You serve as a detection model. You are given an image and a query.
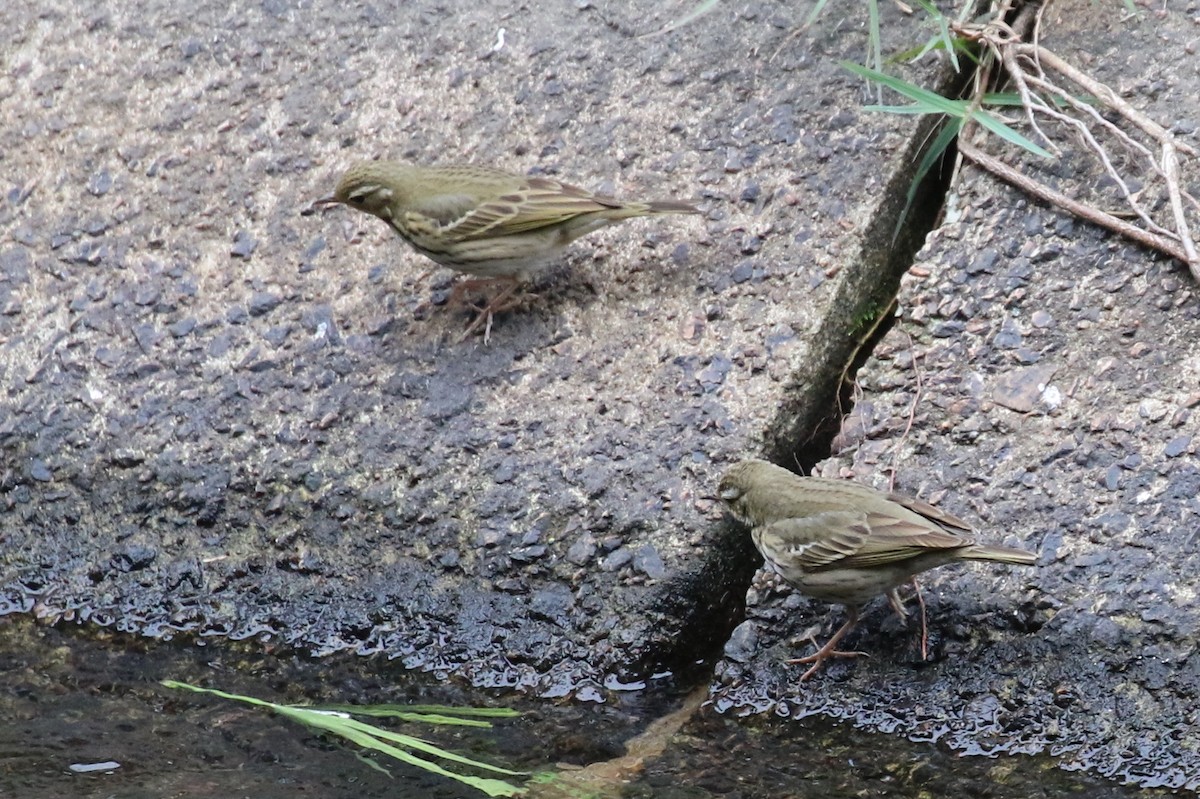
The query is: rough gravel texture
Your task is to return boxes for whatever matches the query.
[0,0,930,697]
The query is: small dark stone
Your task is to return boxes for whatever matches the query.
[600,547,632,572]
[994,319,1023,349]
[931,320,965,338]
[419,383,473,422]
[579,463,611,499]
[109,451,145,468]
[723,620,759,663]
[94,347,119,367]
[7,183,34,206]
[133,284,160,306]
[512,545,547,562]
[632,545,666,579]
[966,248,999,275]
[827,108,855,130]
[475,526,507,547]
[530,586,573,624]
[231,230,258,259]
[698,356,731,391]
[133,323,161,352]
[261,0,289,19]
[180,36,204,58]
[248,291,281,317]
[383,372,428,399]
[207,333,233,357]
[0,245,33,278]
[300,236,327,270]
[87,170,113,196]
[112,545,157,571]
[1030,242,1063,263]
[739,234,763,255]
[1164,435,1192,458]
[168,318,196,338]
[493,456,517,484]
[1095,511,1130,533]
[566,534,596,565]
[1103,464,1121,491]
[246,358,277,373]
[670,243,690,266]
[262,324,292,347]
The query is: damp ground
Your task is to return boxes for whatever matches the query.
[0,618,1177,799]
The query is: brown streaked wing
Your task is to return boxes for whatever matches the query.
[525,177,624,209]
[832,510,970,568]
[436,198,523,241]
[757,513,870,569]
[887,492,975,533]
[449,177,621,240]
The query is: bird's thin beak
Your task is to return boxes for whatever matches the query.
[301,196,341,217]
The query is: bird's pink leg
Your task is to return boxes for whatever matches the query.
[787,608,869,681]
[889,580,929,660]
[887,587,909,621]
[912,578,929,661]
[457,278,522,344]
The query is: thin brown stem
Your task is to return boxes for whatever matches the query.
[959,140,1193,272]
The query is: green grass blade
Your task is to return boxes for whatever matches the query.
[865,0,882,101]
[844,61,969,115]
[332,717,527,776]
[804,0,832,27]
[336,725,525,798]
[970,109,1053,157]
[310,705,497,727]
[163,681,527,797]
[388,704,521,719]
[843,62,1053,158]
[892,117,963,243]
[912,0,957,70]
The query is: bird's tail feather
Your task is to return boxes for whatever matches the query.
[640,199,701,215]
[959,544,1037,565]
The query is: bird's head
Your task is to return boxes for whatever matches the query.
[718,460,762,526]
[313,161,407,219]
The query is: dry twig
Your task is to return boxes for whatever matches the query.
[952,15,1199,280]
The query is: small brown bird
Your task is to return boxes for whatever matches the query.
[718,459,1037,680]
[314,161,699,341]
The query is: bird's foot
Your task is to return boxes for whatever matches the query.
[457,280,523,344]
[787,611,865,681]
[787,645,870,681]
